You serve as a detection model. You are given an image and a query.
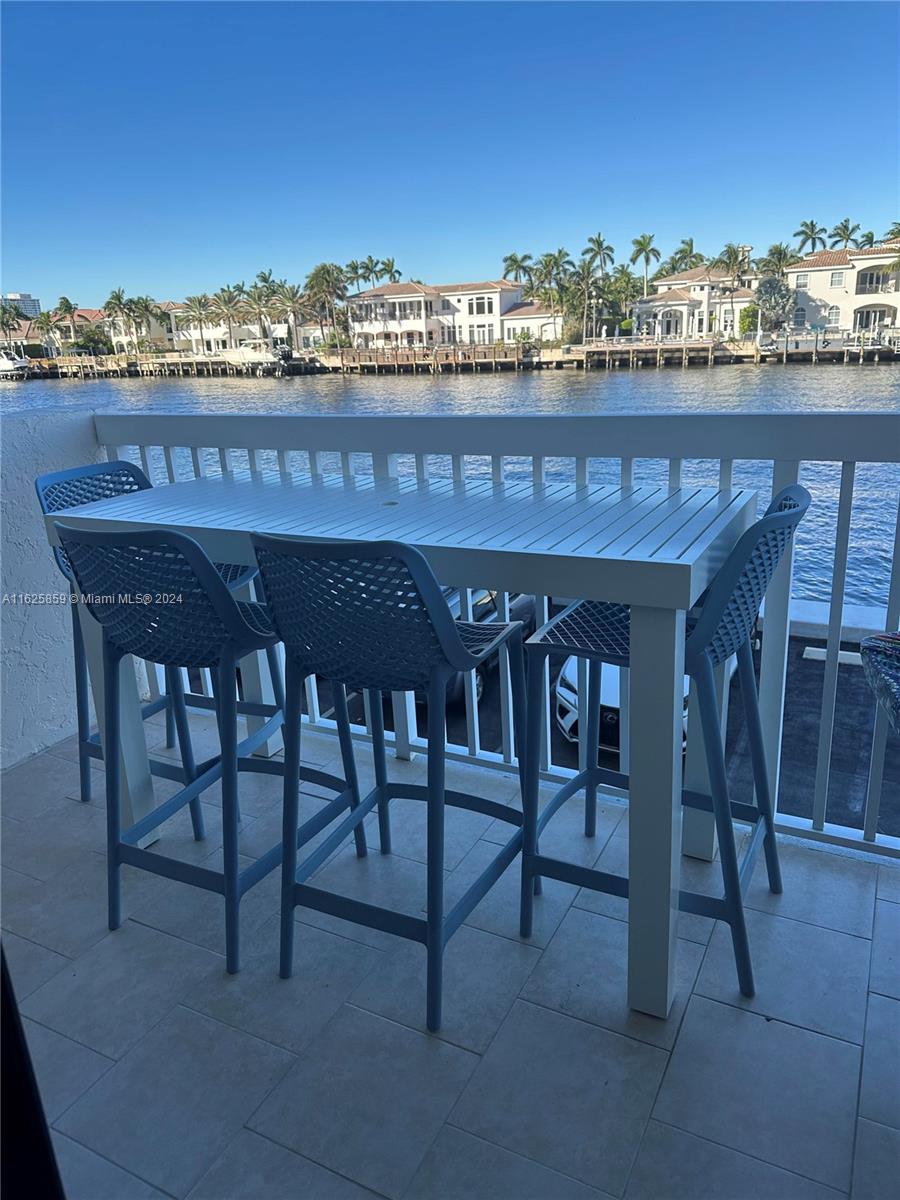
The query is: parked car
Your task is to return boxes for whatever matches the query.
[555,651,741,753]
[425,588,536,708]
[553,655,734,754]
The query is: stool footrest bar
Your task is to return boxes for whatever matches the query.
[292,883,428,944]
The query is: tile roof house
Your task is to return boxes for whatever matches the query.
[349,280,563,347]
[786,242,900,334]
[633,264,759,339]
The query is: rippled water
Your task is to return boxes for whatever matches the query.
[4,366,899,607]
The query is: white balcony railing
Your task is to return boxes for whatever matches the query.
[92,411,900,858]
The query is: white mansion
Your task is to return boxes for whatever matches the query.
[632,265,758,339]
[785,243,899,334]
[348,280,563,347]
[633,242,900,340]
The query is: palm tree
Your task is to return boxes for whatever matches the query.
[103,287,132,350]
[272,282,310,352]
[794,219,827,254]
[344,260,364,294]
[755,242,801,278]
[381,257,401,283]
[33,310,60,356]
[607,264,641,317]
[629,234,660,297]
[361,255,383,291]
[240,284,274,346]
[581,234,615,279]
[711,243,750,336]
[255,268,277,294]
[305,263,347,343]
[883,222,900,242]
[54,296,79,346]
[210,286,245,349]
[670,238,705,272]
[502,252,534,283]
[571,258,600,343]
[131,296,166,350]
[829,219,861,249]
[179,294,213,354]
[857,231,876,249]
[0,303,26,353]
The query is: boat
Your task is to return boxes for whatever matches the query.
[0,349,31,380]
[221,340,283,376]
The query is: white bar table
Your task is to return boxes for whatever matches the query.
[47,471,756,1017]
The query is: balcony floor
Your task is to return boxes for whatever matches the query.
[2,712,899,1200]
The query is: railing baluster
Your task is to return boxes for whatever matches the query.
[415,453,430,482]
[812,462,855,830]
[617,462,633,772]
[452,454,464,483]
[492,455,504,486]
[341,450,354,478]
[758,460,802,813]
[863,494,900,841]
[719,458,734,490]
[459,584,481,757]
[277,449,289,477]
[191,447,204,478]
[668,458,683,489]
[218,448,229,475]
[139,445,152,481]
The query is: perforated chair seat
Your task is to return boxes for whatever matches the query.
[235,600,275,639]
[528,600,632,664]
[861,632,900,733]
[215,561,259,590]
[457,619,520,659]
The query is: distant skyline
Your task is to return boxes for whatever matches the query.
[3,1,897,307]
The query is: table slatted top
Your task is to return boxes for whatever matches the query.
[47,472,757,609]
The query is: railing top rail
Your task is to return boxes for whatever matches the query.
[92,411,900,464]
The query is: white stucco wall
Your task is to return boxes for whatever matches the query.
[1,408,103,767]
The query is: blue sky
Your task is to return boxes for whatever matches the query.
[3,1,897,307]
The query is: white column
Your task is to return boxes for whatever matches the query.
[77,603,157,836]
[627,604,686,1017]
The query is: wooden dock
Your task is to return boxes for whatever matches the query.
[17,338,897,382]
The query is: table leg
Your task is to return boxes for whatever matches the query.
[682,658,731,861]
[627,604,686,1017]
[77,603,157,838]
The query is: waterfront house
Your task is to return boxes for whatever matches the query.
[633,265,759,339]
[349,279,565,347]
[0,308,105,356]
[786,241,900,336]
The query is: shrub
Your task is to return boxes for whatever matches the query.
[739,304,760,336]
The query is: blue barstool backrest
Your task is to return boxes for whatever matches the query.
[252,535,482,691]
[685,485,811,670]
[54,523,260,668]
[36,461,152,580]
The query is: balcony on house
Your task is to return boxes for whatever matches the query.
[2,408,898,1200]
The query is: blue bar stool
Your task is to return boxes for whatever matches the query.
[54,522,362,974]
[520,486,811,997]
[36,461,259,803]
[861,632,900,732]
[252,536,528,1032]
